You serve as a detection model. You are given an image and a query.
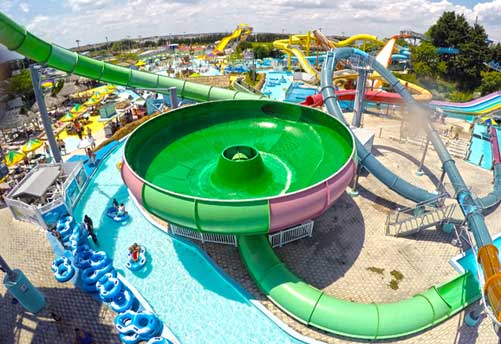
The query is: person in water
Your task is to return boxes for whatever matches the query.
[128,243,141,262]
[117,203,127,216]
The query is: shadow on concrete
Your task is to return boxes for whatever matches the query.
[1,285,119,344]
[373,144,441,187]
[273,192,365,289]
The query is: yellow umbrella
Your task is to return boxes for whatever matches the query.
[60,112,77,122]
[70,104,88,115]
[5,150,25,166]
[22,138,43,153]
[480,116,498,126]
[135,60,146,67]
[84,95,101,106]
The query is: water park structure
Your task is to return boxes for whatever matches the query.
[2,9,501,344]
[213,24,253,55]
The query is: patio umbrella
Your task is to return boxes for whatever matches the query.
[60,112,77,122]
[22,138,43,153]
[480,116,498,126]
[4,150,25,166]
[69,103,87,114]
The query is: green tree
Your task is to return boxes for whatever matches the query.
[5,69,34,100]
[478,71,501,95]
[428,11,471,48]
[236,41,252,53]
[411,42,446,78]
[254,45,270,59]
[454,24,490,90]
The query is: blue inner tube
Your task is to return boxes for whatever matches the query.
[126,247,147,271]
[81,262,113,284]
[90,251,110,269]
[51,256,75,283]
[110,289,135,313]
[115,311,163,341]
[97,273,122,301]
[106,206,129,222]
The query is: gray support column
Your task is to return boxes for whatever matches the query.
[416,138,430,176]
[29,65,62,163]
[169,87,178,109]
[352,67,370,128]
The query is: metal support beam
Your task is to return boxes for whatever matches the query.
[169,87,178,109]
[416,138,430,176]
[352,67,370,128]
[0,254,16,280]
[29,65,62,163]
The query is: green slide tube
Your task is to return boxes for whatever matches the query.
[238,235,480,340]
[0,11,266,103]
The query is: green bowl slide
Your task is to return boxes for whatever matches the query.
[239,235,480,340]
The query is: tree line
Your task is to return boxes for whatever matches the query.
[411,11,501,96]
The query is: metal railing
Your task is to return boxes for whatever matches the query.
[169,224,237,246]
[268,221,314,248]
[384,194,460,236]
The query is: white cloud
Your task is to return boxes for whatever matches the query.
[15,0,501,47]
[19,2,29,13]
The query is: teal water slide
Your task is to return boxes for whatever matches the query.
[0,12,488,340]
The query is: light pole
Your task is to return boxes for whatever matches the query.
[30,65,62,163]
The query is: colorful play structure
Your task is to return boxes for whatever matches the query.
[213,23,253,55]
[2,11,501,341]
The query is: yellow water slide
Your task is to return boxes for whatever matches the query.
[214,24,253,55]
[273,32,380,82]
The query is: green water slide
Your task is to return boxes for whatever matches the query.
[239,235,480,340]
[0,12,265,103]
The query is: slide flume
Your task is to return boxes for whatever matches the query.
[430,91,501,116]
[214,24,252,55]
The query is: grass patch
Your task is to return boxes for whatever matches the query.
[389,280,399,290]
[366,267,385,275]
[390,270,404,281]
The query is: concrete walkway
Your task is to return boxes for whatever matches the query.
[0,208,119,344]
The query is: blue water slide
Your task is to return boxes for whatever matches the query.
[321,47,493,249]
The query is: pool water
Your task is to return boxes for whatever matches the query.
[74,142,305,344]
[261,71,293,101]
[285,82,318,103]
[466,124,500,170]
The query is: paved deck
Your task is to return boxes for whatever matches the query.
[0,208,119,344]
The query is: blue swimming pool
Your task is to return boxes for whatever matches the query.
[73,142,307,344]
[466,124,500,170]
[285,82,318,103]
[261,71,293,101]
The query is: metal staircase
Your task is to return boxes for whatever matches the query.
[385,196,463,237]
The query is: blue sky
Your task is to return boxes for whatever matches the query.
[1,0,501,49]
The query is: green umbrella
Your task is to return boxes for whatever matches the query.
[22,138,43,153]
[60,112,77,122]
[5,150,25,166]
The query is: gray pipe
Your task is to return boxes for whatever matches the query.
[320,49,437,204]
[321,48,493,247]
